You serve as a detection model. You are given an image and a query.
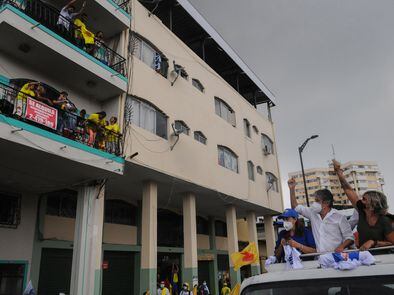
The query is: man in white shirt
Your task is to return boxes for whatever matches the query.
[57,0,86,31]
[289,178,354,253]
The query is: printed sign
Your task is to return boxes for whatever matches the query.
[25,97,58,130]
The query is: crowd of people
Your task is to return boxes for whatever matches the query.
[57,0,110,64]
[14,81,121,154]
[274,159,394,261]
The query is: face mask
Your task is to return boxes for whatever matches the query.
[160,284,164,289]
[283,221,293,231]
[311,202,322,214]
[183,286,187,290]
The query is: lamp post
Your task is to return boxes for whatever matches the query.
[298,135,319,206]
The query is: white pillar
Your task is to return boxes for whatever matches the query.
[70,184,104,295]
[246,211,261,275]
[139,181,158,294]
[225,205,241,286]
[264,215,276,258]
[183,193,198,287]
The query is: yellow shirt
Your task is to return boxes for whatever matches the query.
[106,123,120,142]
[88,113,105,126]
[221,287,231,295]
[17,83,35,101]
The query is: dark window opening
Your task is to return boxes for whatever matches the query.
[194,131,207,145]
[45,190,77,218]
[244,119,251,138]
[0,263,26,295]
[0,192,21,228]
[247,161,255,181]
[197,216,209,235]
[104,199,137,226]
[174,120,190,135]
[192,78,204,92]
[158,209,183,247]
[215,220,227,237]
[257,166,263,175]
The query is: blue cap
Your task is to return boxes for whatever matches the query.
[278,208,298,219]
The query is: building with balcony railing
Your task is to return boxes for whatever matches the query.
[0,0,283,294]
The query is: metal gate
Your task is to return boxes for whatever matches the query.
[102,251,134,295]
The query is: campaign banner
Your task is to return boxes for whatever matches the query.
[25,97,58,130]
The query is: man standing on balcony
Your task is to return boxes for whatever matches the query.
[57,0,86,32]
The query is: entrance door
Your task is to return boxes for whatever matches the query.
[157,253,181,294]
[102,251,134,295]
[38,248,73,295]
[198,260,212,289]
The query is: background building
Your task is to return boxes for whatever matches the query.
[289,161,384,206]
[0,0,283,294]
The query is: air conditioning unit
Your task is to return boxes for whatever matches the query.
[263,145,270,155]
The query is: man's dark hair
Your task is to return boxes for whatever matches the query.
[60,91,68,96]
[315,189,334,208]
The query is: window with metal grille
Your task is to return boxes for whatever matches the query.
[194,131,207,145]
[197,216,209,235]
[192,78,204,92]
[104,199,137,226]
[174,120,190,135]
[0,192,21,228]
[46,190,77,218]
[215,220,227,237]
[247,161,255,181]
[266,172,279,192]
[262,134,274,155]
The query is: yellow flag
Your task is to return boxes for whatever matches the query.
[230,283,241,295]
[230,242,259,271]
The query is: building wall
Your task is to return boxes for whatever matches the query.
[197,234,210,250]
[124,0,282,211]
[0,193,38,278]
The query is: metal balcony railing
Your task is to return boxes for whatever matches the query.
[0,82,123,156]
[1,0,127,76]
[111,0,130,13]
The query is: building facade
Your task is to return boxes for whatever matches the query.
[289,161,384,206]
[0,0,283,294]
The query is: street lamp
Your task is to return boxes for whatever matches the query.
[298,135,319,207]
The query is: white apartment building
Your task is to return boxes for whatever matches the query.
[0,0,283,294]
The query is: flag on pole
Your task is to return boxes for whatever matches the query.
[230,242,259,271]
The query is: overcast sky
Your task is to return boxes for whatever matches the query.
[188,0,394,210]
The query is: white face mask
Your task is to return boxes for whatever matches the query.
[311,202,322,214]
[283,221,293,231]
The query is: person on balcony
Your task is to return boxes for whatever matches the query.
[57,0,86,32]
[74,13,95,50]
[333,160,394,251]
[35,85,53,106]
[105,116,120,154]
[93,31,109,65]
[53,91,77,134]
[86,111,106,147]
[15,81,39,116]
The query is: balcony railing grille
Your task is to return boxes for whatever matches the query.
[1,0,127,76]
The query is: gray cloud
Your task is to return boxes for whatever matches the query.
[188,0,394,210]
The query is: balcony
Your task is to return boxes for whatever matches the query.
[0,0,127,99]
[0,81,124,174]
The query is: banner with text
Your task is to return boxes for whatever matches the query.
[25,97,58,130]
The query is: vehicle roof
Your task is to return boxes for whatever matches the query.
[241,254,394,292]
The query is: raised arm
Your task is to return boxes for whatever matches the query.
[333,160,359,208]
[288,178,298,209]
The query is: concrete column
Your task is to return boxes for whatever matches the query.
[70,184,105,295]
[246,211,261,275]
[183,193,198,287]
[208,217,219,295]
[139,181,158,294]
[264,215,276,259]
[225,205,241,286]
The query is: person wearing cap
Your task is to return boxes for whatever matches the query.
[274,208,316,262]
[289,178,354,253]
[179,282,192,295]
[157,281,170,295]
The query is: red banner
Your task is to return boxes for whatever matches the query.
[25,97,58,130]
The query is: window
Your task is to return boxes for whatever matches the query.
[266,172,279,192]
[197,216,209,235]
[174,64,188,80]
[174,120,190,135]
[194,131,207,144]
[257,166,263,175]
[247,161,255,181]
[132,35,168,77]
[262,134,274,155]
[215,220,227,237]
[125,96,168,139]
[252,125,259,134]
[214,97,236,126]
[46,190,77,218]
[192,78,204,92]
[105,199,137,226]
[0,192,21,228]
[243,119,251,138]
[0,263,26,295]
[218,146,238,173]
